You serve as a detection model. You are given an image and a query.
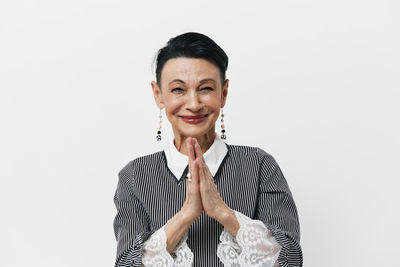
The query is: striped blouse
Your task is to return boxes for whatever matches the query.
[113,134,303,266]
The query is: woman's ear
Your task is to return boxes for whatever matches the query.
[220,79,229,108]
[151,81,165,109]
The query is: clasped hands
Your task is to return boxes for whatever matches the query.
[164,137,239,253]
[182,137,238,235]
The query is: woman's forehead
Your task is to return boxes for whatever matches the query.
[161,58,220,84]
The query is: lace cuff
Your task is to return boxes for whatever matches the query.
[217,211,281,267]
[142,225,193,267]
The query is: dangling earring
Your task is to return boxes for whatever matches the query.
[156,109,162,141]
[220,108,226,140]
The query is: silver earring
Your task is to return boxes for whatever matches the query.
[156,109,162,141]
[220,109,226,140]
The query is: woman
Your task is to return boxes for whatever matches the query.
[113,32,303,267]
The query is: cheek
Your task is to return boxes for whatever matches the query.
[203,95,221,110]
[202,96,221,123]
[163,95,181,111]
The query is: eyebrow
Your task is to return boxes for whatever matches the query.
[168,78,216,85]
[199,78,216,84]
[168,79,185,85]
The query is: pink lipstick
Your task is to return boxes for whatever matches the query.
[180,114,208,124]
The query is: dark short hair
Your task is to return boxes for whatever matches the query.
[154,32,228,86]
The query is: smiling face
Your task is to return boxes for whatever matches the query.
[151,57,228,141]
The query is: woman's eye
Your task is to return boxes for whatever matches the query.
[171,88,184,93]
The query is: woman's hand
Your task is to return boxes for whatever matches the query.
[190,137,239,235]
[190,138,228,220]
[180,137,239,236]
[181,137,204,222]
[165,137,205,253]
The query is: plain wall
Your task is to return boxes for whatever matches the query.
[1,0,399,266]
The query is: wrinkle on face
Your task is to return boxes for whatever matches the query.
[161,58,222,90]
[153,57,228,156]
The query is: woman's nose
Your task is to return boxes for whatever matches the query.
[186,90,202,112]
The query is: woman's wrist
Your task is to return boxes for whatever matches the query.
[165,209,194,253]
[179,206,198,226]
[181,202,203,223]
[215,205,240,236]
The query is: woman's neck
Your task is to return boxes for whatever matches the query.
[173,129,216,156]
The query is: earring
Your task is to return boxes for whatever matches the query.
[156,109,162,141]
[220,109,226,140]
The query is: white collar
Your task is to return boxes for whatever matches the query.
[162,133,228,181]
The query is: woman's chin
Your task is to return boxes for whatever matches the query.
[175,126,213,138]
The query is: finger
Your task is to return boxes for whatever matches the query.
[186,164,197,196]
[187,137,194,161]
[192,138,197,159]
[197,158,205,183]
[194,142,213,184]
[197,159,211,190]
[192,159,199,184]
[185,178,189,199]
[194,140,205,164]
[186,138,194,179]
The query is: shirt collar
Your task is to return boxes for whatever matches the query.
[162,133,228,181]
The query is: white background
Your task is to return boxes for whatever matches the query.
[1,1,399,266]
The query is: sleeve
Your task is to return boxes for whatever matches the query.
[255,148,303,267]
[113,161,154,267]
[217,210,281,266]
[142,225,194,267]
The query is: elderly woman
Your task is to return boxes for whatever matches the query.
[113,32,303,267]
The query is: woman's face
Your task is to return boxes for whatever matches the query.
[152,57,228,140]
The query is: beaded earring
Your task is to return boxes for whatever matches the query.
[220,108,226,140]
[156,109,162,141]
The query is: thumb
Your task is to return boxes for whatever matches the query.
[185,177,189,199]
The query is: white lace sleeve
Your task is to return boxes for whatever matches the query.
[217,211,281,267]
[142,225,193,267]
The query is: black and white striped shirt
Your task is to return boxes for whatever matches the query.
[113,137,303,266]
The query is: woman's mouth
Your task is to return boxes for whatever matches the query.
[180,114,208,124]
